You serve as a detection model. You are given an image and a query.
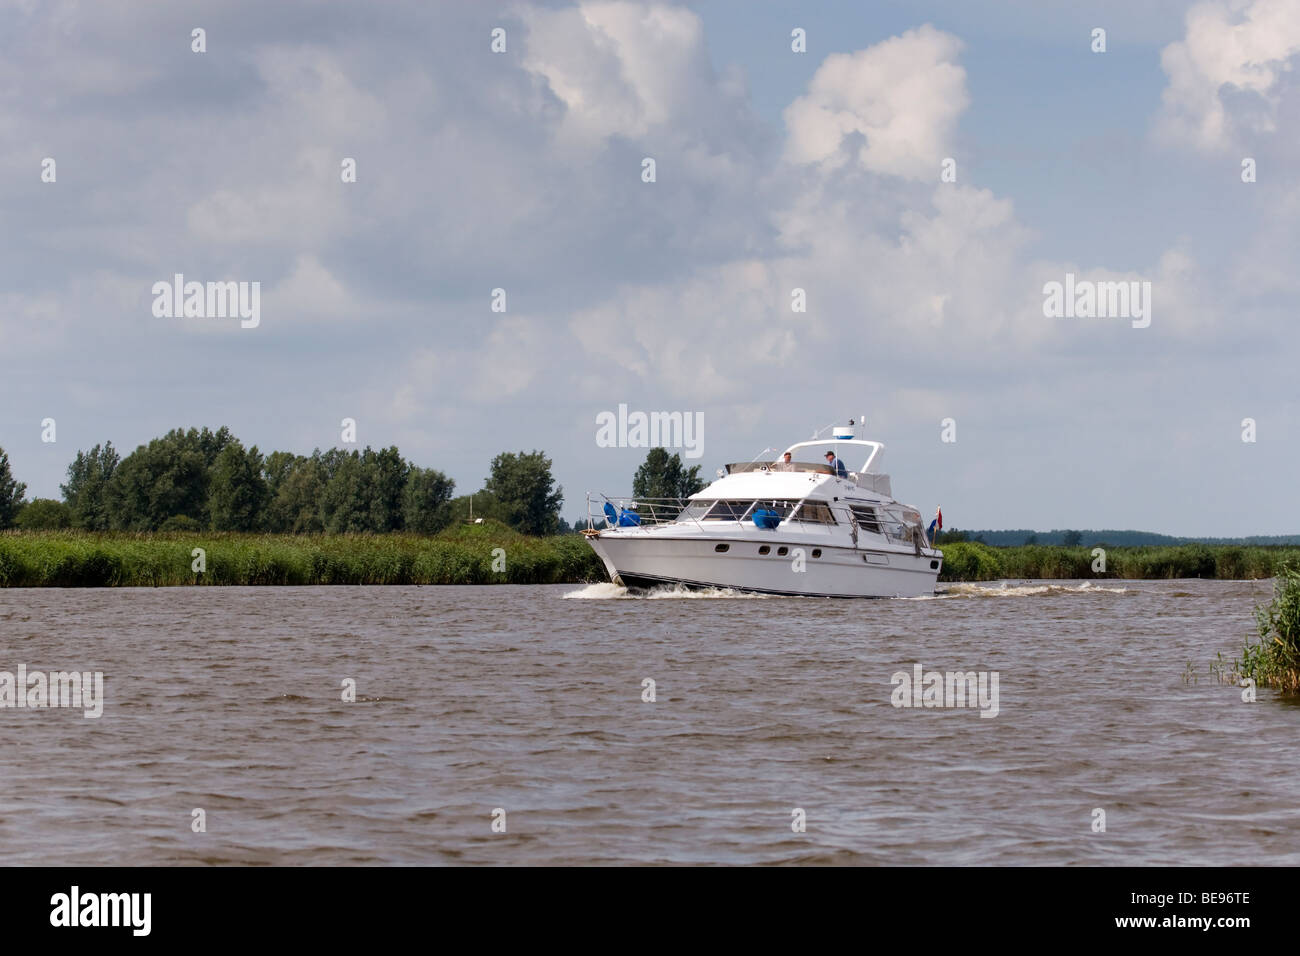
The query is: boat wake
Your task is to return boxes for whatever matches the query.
[562,582,773,600]
[566,581,1129,600]
[922,580,1133,599]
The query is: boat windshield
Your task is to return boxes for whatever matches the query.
[725,461,834,475]
[677,499,713,521]
[676,498,837,524]
[702,500,756,520]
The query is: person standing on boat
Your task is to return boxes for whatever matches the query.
[824,450,848,478]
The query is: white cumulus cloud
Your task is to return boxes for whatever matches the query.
[1156,0,1300,150]
[782,24,968,179]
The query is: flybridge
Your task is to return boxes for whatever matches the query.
[779,438,884,475]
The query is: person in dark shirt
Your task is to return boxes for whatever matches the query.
[824,450,849,478]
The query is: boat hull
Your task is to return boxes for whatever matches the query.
[586,533,941,598]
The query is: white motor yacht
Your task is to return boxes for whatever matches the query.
[583,424,942,597]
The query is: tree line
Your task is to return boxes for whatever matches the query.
[0,437,708,534]
[0,430,565,535]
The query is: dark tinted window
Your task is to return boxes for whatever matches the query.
[703,500,756,520]
[793,501,835,524]
[678,499,713,520]
[848,503,881,533]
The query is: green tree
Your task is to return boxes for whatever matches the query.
[14,498,73,530]
[105,428,231,530]
[364,446,409,533]
[0,447,28,529]
[317,447,350,481]
[632,447,705,500]
[447,491,511,526]
[404,467,455,534]
[318,450,369,533]
[264,452,326,533]
[1062,530,1083,547]
[484,450,563,535]
[315,447,408,533]
[61,442,120,530]
[208,441,269,531]
[262,450,299,502]
[309,447,354,531]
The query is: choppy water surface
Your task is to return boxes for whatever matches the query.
[2,579,1297,865]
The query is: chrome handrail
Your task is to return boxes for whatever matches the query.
[586,492,935,551]
[586,494,696,531]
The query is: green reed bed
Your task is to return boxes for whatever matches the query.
[0,523,605,587]
[1238,564,1300,693]
[937,542,1300,582]
[4,532,1296,588]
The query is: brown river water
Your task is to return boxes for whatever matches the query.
[1,579,1297,865]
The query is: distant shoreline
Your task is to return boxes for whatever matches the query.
[941,530,1300,547]
[936,541,1297,582]
[1,531,1295,587]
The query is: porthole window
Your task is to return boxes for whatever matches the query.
[777,546,789,556]
[930,560,940,569]
[715,543,730,553]
[811,549,822,558]
[758,545,771,555]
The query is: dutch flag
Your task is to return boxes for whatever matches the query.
[927,506,942,539]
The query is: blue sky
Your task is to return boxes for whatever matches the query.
[1,0,1297,535]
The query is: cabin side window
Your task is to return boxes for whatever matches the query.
[792,500,836,524]
[848,503,881,533]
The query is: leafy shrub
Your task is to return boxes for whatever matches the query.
[15,499,73,530]
[1239,564,1300,694]
[938,542,1005,582]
